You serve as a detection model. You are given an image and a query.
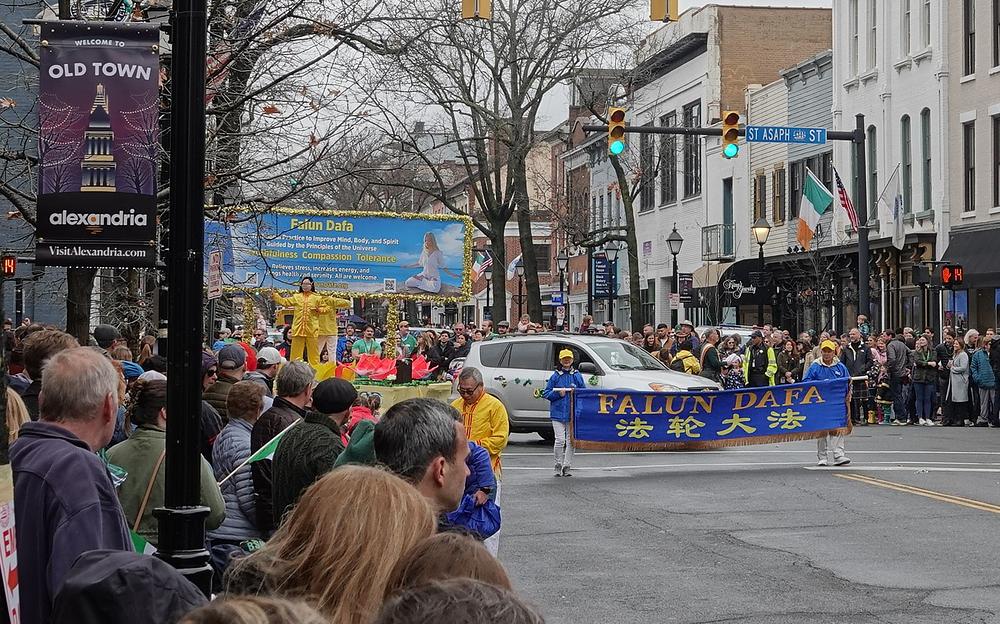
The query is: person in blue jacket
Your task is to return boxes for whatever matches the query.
[542,349,586,477]
[803,340,852,467]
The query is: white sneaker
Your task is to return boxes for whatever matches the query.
[834,456,852,466]
[923,419,934,427]
[817,458,829,466]
[919,419,929,426]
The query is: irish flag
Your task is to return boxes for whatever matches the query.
[797,168,833,251]
[217,419,301,486]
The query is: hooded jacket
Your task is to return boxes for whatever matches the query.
[542,367,586,422]
[971,348,996,389]
[11,422,133,624]
[50,550,207,624]
[672,350,702,375]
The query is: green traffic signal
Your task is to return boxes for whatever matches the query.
[610,140,626,155]
[723,143,739,159]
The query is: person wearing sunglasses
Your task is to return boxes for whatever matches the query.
[199,352,224,462]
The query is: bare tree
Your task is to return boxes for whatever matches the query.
[358,0,643,322]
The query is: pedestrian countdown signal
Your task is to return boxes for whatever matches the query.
[941,264,964,288]
[1,255,14,278]
[607,107,627,156]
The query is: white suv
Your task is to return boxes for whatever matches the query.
[453,333,720,441]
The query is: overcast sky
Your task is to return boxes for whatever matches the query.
[686,0,830,6]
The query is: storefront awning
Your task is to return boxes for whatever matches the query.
[716,258,773,306]
[692,262,732,289]
[942,229,1000,289]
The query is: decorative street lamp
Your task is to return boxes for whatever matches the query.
[483,266,492,323]
[604,240,621,325]
[556,249,569,330]
[752,216,772,323]
[666,224,684,327]
[515,259,525,319]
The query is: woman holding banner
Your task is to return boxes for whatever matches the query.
[271,277,330,367]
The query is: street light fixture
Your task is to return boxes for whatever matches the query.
[556,249,569,330]
[515,259,525,318]
[603,241,621,324]
[666,224,683,327]
[483,267,492,323]
[751,217,772,324]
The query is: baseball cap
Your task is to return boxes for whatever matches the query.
[820,340,838,351]
[751,330,764,339]
[92,324,122,348]
[218,344,247,370]
[256,346,285,367]
[558,349,574,361]
[498,320,510,327]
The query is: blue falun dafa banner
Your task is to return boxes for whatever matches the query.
[571,379,850,451]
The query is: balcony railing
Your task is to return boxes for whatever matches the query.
[702,223,735,261]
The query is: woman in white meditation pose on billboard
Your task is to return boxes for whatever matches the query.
[404,232,460,294]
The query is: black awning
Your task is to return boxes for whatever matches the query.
[717,258,773,306]
[942,229,1000,289]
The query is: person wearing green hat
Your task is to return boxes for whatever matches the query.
[541,349,586,477]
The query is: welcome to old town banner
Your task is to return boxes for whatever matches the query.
[35,21,159,267]
[571,379,849,451]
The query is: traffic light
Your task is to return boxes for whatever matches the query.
[721,110,740,159]
[650,0,678,21]
[941,264,964,289]
[461,0,491,19]
[607,107,627,156]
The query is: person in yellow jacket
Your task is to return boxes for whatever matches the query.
[742,329,778,387]
[451,365,509,556]
[271,276,329,366]
[669,339,702,375]
[317,295,352,363]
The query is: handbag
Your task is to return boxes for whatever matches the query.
[445,494,502,539]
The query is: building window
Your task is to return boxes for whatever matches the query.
[639,132,655,212]
[901,115,912,213]
[994,0,1000,67]
[868,0,878,69]
[590,195,596,230]
[994,115,1000,208]
[682,101,701,198]
[964,121,976,213]
[964,0,976,75]
[901,0,911,55]
[867,125,878,215]
[534,244,551,273]
[921,108,932,212]
[722,177,734,256]
[607,191,614,225]
[821,152,834,190]
[790,161,804,218]
[849,0,860,74]
[659,112,677,205]
[922,0,931,47]
[753,172,767,221]
[640,280,655,326]
[772,167,786,223]
[598,193,605,228]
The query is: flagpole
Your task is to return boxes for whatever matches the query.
[217,419,302,487]
[873,163,901,213]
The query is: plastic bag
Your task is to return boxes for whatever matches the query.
[445,494,502,539]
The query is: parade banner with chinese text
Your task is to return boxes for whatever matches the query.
[571,379,849,451]
[36,21,159,267]
[204,209,473,303]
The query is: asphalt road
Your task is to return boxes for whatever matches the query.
[498,426,1000,624]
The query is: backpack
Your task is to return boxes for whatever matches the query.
[669,358,686,373]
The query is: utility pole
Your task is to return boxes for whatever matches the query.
[854,114,871,327]
[155,0,212,596]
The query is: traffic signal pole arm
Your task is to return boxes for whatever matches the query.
[582,124,860,142]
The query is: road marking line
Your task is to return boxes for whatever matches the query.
[807,466,1000,473]
[835,473,1000,514]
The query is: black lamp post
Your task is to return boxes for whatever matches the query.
[556,249,569,330]
[752,216,772,324]
[666,224,684,327]
[515,259,525,319]
[604,241,620,325]
[483,267,492,322]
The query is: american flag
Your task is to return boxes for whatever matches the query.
[833,167,859,233]
[472,252,494,280]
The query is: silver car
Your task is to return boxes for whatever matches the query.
[453,333,720,441]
